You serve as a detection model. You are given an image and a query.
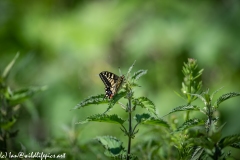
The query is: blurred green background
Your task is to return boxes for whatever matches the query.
[1,0,240,157]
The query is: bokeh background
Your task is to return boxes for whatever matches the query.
[1,0,240,158]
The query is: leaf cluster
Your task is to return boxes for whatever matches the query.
[74,62,169,159]
[0,53,46,152]
[165,59,240,160]
[74,59,240,159]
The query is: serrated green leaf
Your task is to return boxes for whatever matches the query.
[96,136,126,157]
[230,142,240,149]
[134,113,169,128]
[175,118,205,132]
[131,70,147,81]
[77,114,125,125]
[191,93,207,105]
[166,105,200,115]
[210,87,224,100]
[104,91,127,114]
[134,113,151,123]
[191,147,204,160]
[7,86,47,105]
[2,52,19,79]
[133,97,157,116]
[215,92,240,107]
[219,134,240,149]
[73,94,108,109]
[127,60,136,75]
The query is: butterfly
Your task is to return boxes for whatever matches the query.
[99,71,125,99]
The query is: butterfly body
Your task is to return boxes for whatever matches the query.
[99,71,125,99]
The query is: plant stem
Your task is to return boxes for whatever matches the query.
[185,74,192,121]
[206,104,212,134]
[127,98,132,160]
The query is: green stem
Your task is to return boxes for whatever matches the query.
[127,98,132,160]
[206,104,212,134]
[185,74,192,121]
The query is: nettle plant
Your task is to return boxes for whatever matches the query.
[165,59,240,160]
[0,53,46,152]
[74,62,169,160]
[74,59,240,160]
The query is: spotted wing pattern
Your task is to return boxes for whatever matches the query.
[99,71,124,99]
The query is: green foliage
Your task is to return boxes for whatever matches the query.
[2,1,240,158]
[130,70,148,81]
[166,59,240,160]
[73,94,108,109]
[175,118,205,133]
[96,136,126,158]
[73,58,240,159]
[75,62,168,159]
[180,58,203,104]
[134,113,169,127]
[77,114,125,125]
[5,86,47,106]
[219,134,240,149]
[215,92,240,108]
[132,97,157,116]
[107,91,128,113]
[1,53,19,79]
[166,104,200,115]
[0,53,45,152]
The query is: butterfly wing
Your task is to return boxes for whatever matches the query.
[99,71,124,99]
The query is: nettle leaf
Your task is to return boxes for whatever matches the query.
[191,93,207,105]
[210,87,224,100]
[104,91,127,114]
[166,105,200,115]
[73,94,108,109]
[230,142,240,149]
[134,113,169,128]
[127,60,136,75]
[96,136,126,158]
[175,118,205,132]
[7,86,47,105]
[134,113,151,123]
[2,52,19,79]
[131,70,147,81]
[215,92,240,107]
[191,147,204,160]
[77,114,125,125]
[133,97,157,116]
[219,134,240,149]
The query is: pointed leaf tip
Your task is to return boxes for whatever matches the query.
[216,92,240,107]
[131,70,147,81]
[2,52,20,79]
[73,94,108,110]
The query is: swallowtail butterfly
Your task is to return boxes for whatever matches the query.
[99,71,125,99]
